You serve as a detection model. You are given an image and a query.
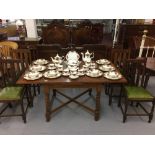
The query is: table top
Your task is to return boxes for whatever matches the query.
[16,61,127,86]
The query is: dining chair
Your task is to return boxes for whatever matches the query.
[120,58,155,123]
[0,41,18,49]
[11,48,40,96]
[0,58,32,123]
[0,41,18,59]
[107,48,131,106]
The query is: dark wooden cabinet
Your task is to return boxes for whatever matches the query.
[7,37,41,49]
[41,20,104,47]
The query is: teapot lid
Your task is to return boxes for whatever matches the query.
[85,50,90,55]
[55,54,60,60]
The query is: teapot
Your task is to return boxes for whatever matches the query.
[51,54,64,64]
[81,50,94,63]
[66,50,80,64]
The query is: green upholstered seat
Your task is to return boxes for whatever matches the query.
[0,86,23,100]
[125,86,154,100]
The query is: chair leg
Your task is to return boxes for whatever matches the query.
[26,86,33,107]
[8,103,13,108]
[88,88,92,96]
[20,101,26,123]
[123,98,128,123]
[130,101,133,106]
[105,84,110,95]
[53,89,56,97]
[118,84,123,107]
[148,100,155,123]
[136,102,139,107]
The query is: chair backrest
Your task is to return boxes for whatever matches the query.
[0,58,26,87]
[124,58,149,88]
[0,41,18,58]
[0,41,18,49]
[11,49,32,66]
[110,48,131,69]
[139,30,155,57]
[0,45,13,58]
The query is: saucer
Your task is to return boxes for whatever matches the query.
[104,72,122,80]
[43,71,61,79]
[30,65,46,72]
[34,59,48,65]
[62,72,70,76]
[69,74,79,79]
[47,66,57,70]
[96,59,110,65]
[99,65,115,72]
[86,70,103,78]
[78,71,85,76]
[24,72,42,80]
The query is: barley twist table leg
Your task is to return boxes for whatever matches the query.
[95,85,101,121]
[44,85,51,122]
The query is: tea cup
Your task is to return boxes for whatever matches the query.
[108,71,118,78]
[28,71,39,78]
[92,69,99,76]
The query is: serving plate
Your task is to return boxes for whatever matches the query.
[24,72,42,80]
[43,71,61,79]
[96,59,110,65]
[99,65,115,72]
[33,59,48,65]
[86,70,103,78]
[104,72,122,80]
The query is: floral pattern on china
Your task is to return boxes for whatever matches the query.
[66,50,80,65]
[86,69,103,78]
[24,71,42,80]
[51,54,64,64]
[96,59,110,65]
[34,59,48,65]
[104,71,122,80]
[30,65,46,72]
[81,50,94,63]
[99,65,115,72]
[43,70,61,78]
